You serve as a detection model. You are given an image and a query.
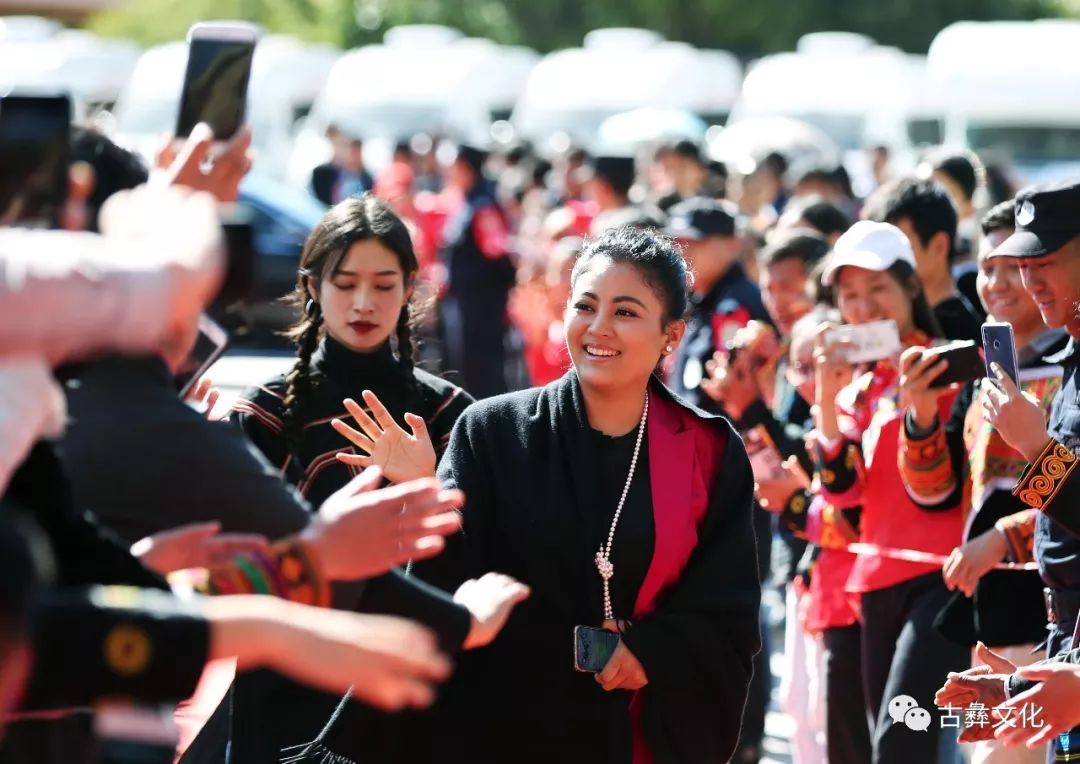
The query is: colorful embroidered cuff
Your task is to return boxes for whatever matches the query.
[898,415,955,505]
[198,540,331,608]
[815,439,863,505]
[994,509,1038,564]
[269,539,330,608]
[1013,439,1078,512]
[819,505,859,551]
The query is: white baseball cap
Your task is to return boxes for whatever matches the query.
[820,220,917,287]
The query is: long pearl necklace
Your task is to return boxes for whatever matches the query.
[594,390,649,624]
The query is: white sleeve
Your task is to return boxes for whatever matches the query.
[0,358,66,493]
[0,230,173,365]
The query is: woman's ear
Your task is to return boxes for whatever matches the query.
[305,275,319,304]
[664,319,687,352]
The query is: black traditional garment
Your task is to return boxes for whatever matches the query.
[417,370,761,764]
[184,336,475,764]
[232,335,473,509]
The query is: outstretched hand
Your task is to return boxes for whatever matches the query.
[454,573,531,649]
[333,391,437,483]
[301,467,461,581]
[132,521,268,575]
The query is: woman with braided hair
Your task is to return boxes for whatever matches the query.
[233,193,474,508]
[214,195,527,763]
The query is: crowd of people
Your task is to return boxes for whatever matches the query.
[4,97,1080,764]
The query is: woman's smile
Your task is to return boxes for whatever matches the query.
[584,343,621,360]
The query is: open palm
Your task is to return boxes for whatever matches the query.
[332,390,436,484]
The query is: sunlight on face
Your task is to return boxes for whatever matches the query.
[313,239,410,353]
[835,266,915,336]
[564,257,675,391]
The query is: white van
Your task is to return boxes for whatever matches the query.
[927,20,1080,183]
[511,28,741,154]
[729,32,943,190]
[0,22,138,116]
[285,26,537,189]
[111,35,339,179]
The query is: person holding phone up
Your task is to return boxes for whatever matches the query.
[898,201,1067,763]
[420,226,760,764]
[960,179,1080,761]
[812,221,969,763]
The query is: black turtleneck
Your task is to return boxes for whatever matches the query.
[233,335,474,509]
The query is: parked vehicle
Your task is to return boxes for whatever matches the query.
[512,29,740,154]
[729,32,943,192]
[927,20,1080,183]
[286,26,537,189]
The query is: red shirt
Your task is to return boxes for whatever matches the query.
[819,358,965,593]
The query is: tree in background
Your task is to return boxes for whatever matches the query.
[91,0,1067,55]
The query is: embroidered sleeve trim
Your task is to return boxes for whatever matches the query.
[1013,439,1077,511]
[898,420,956,505]
[200,540,330,608]
[995,508,1038,564]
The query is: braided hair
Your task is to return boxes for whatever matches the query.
[281,194,421,452]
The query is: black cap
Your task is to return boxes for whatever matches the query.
[662,197,738,240]
[994,178,1080,258]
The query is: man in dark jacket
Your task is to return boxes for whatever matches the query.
[437,142,517,398]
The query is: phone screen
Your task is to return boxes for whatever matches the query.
[175,316,229,397]
[175,36,255,140]
[982,322,1019,387]
[826,319,902,364]
[574,627,620,673]
[0,95,70,228]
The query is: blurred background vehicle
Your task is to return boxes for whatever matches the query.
[511,28,741,155]
[286,25,538,186]
[926,19,1080,185]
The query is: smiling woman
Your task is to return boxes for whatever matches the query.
[415,226,762,764]
[210,194,493,764]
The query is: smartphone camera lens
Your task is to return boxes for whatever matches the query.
[993,340,1001,350]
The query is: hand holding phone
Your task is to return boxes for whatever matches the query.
[573,626,620,673]
[176,315,229,398]
[156,124,252,204]
[922,340,984,388]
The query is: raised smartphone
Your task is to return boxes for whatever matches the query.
[982,322,1020,387]
[175,21,258,142]
[0,94,71,228]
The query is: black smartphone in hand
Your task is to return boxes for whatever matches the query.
[573,626,620,673]
[175,315,229,397]
[924,340,985,388]
[0,94,70,229]
[175,21,258,143]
